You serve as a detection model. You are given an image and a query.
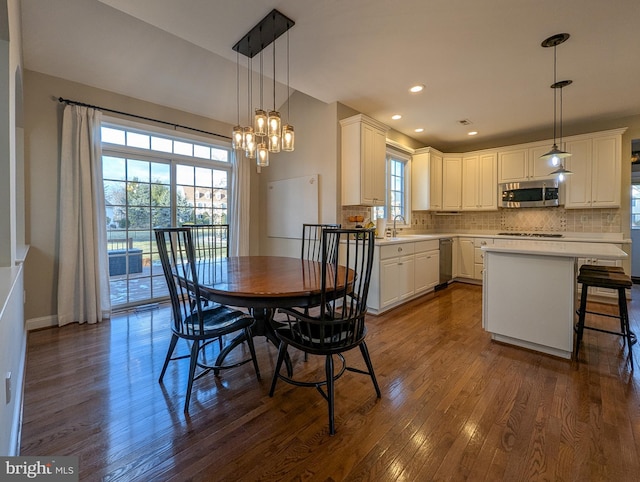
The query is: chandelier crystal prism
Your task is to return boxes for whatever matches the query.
[232,9,295,166]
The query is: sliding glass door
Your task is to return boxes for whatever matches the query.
[101,123,231,309]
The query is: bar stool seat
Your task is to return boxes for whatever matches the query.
[575,265,635,369]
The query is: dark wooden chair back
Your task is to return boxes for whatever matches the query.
[301,223,341,263]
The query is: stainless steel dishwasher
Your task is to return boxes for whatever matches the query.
[437,238,453,290]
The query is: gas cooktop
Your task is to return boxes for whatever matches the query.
[497,232,564,238]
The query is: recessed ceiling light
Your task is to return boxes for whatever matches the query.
[409,84,425,93]
[468,131,478,136]
[414,128,424,133]
[391,114,402,120]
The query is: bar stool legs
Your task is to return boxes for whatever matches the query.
[574,267,635,370]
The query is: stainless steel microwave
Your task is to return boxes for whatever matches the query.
[500,180,559,208]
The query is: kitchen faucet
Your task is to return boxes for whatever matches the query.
[392,214,406,237]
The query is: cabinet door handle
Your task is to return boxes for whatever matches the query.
[398,247,403,252]
[481,241,486,246]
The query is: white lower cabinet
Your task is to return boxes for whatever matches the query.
[380,254,414,307]
[458,238,475,279]
[415,240,440,294]
[368,239,439,314]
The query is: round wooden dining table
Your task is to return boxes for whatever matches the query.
[196,255,352,374]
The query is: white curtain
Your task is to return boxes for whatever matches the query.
[230,150,251,256]
[57,105,111,326]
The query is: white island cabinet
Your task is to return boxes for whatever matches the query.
[482,242,627,359]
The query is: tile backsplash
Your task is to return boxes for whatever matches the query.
[341,207,623,234]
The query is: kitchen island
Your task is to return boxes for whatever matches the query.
[481,241,627,359]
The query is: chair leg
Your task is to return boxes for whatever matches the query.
[159,334,179,383]
[269,341,288,397]
[244,327,261,380]
[359,342,381,398]
[618,288,634,370]
[575,283,589,360]
[184,340,201,412]
[325,354,335,435]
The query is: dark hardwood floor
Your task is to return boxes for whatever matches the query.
[20,283,640,481]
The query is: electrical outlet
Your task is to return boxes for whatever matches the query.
[581,215,588,223]
[5,372,11,404]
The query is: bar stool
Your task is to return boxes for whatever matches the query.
[575,265,635,369]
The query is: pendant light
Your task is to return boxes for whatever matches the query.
[254,52,267,137]
[282,30,295,152]
[548,80,573,181]
[268,39,281,153]
[232,9,295,166]
[540,33,572,179]
[232,52,244,150]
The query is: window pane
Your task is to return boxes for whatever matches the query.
[176,164,193,185]
[103,156,126,180]
[152,207,171,228]
[127,132,150,149]
[151,136,173,153]
[150,184,170,207]
[127,159,150,183]
[195,167,212,187]
[212,170,227,188]
[212,148,228,162]
[104,180,126,205]
[194,144,211,159]
[174,141,193,156]
[127,182,150,206]
[127,207,151,229]
[102,127,126,145]
[150,163,170,184]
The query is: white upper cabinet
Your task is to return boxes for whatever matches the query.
[442,156,462,211]
[498,146,556,183]
[462,152,497,211]
[340,114,389,206]
[564,130,624,209]
[411,147,443,211]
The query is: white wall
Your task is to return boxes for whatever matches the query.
[257,91,342,256]
[0,0,27,456]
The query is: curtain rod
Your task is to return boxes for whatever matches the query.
[57,97,231,141]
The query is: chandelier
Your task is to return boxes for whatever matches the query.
[540,33,573,181]
[232,9,295,167]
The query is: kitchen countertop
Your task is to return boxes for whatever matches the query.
[482,241,627,260]
[374,231,630,246]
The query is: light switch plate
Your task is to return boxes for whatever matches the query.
[5,372,11,404]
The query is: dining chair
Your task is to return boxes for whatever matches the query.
[301,223,341,263]
[155,227,260,411]
[188,224,229,319]
[270,227,380,434]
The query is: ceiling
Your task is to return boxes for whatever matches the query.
[20,0,640,152]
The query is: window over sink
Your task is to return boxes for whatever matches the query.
[372,147,411,226]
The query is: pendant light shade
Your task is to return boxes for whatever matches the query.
[254,109,267,136]
[549,163,572,182]
[540,144,571,166]
[232,125,244,150]
[267,110,281,137]
[282,124,295,151]
[269,132,281,153]
[257,142,269,166]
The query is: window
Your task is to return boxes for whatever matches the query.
[372,148,411,225]
[632,184,640,229]
[102,121,232,309]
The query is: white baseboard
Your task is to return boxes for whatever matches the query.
[26,315,57,331]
